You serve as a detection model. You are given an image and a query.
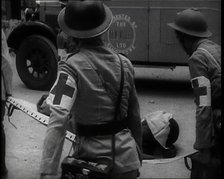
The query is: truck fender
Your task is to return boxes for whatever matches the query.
[7,21,57,51]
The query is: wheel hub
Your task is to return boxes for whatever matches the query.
[27,49,49,78]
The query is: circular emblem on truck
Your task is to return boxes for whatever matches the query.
[107,14,137,54]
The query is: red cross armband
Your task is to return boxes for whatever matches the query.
[46,72,77,111]
[191,76,211,107]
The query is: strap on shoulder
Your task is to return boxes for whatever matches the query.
[198,47,221,72]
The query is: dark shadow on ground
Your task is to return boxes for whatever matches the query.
[135,77,193,97]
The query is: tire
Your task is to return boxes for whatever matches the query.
[16,35,58,90]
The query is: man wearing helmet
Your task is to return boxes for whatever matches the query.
[168,8,221,178]
[39,1,142,179]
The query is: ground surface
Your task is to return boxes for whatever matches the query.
[4,54,196,178]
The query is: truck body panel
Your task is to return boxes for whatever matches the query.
[37,0,221,66]
[6,0,221,90]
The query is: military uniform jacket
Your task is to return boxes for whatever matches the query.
[40,45,142,175]
[188,39,221,150]
[1,29,13,101]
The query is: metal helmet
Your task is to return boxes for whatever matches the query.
[58,0,113,39]
[168,8,212,38]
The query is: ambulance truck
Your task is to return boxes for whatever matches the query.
[7,0,221,90]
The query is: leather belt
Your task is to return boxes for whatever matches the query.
[75,118,128,136]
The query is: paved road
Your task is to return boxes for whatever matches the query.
[4,54,196,178]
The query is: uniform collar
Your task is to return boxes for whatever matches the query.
[193,38,210,52]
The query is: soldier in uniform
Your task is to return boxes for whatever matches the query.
[1,7,13,178]
[39,1,142,179]
[168,8,221,178]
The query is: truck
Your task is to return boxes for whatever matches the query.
[7,0,221,90]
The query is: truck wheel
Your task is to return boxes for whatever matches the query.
[16,35,58,90]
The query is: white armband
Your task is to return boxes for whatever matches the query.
[191,76,211,107]
[47,72,77,111]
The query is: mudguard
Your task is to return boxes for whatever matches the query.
[7,21,57,50]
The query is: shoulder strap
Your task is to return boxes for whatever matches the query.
[84,53,124,117]
[198,47,221,72]
[111,54,124,172]
[84,52,123,103]
[114,54,124,120]
[64,51,80,61]
[84,55,110,91]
